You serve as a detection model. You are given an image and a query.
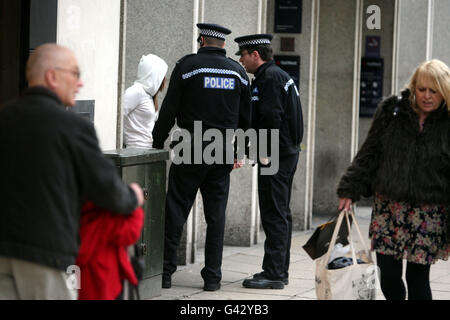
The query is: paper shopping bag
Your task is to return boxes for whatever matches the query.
[302,213,351,260]
[315,209,377,300]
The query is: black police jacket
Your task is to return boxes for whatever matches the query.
[251,60,304,157]
[152,46,251,149]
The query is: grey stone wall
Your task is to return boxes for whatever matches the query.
[432,0,450,64]
[313,0,358,216]
[357,0,395,207]
[125,0,195,91]
[396,0,428,89]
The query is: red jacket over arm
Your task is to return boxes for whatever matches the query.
[76,202,144,300]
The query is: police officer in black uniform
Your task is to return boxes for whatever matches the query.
[152,23,251,291]
[234,34,304,289]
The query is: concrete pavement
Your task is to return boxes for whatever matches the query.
[150,207,450,300]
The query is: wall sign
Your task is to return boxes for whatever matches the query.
[274,0,302,34]
[365,36,381,58]
[71,100,96,122]
[274,55,301,89]
[360,57,384,117]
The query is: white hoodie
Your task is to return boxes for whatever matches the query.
[123,54,168,148]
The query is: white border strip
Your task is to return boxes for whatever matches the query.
[426,0,434,60]
[192,0,199,54]
[391,0,400,95]
[351,0,363,160]
[304,0,320,230]
[182,68,249,86]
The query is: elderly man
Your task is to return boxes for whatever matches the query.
[0,44,144,300]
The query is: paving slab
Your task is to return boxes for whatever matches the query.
[149,206,450,301]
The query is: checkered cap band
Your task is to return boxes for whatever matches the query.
[200,29,227,39]
[238,38,271,47]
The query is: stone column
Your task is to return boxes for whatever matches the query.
[58,0,122,150]
[432,0,450,63]
[394,0,429,91]
[357,0,395,207]
[393,0,450,90]
[313,0,363,216]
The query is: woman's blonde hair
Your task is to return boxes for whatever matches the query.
[407,59,450,114]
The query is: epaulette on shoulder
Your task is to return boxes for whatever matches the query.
[228,58,247,75]
[176,53,196,64]
[227,57,242,66]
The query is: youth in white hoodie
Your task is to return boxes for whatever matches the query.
[123,54,168,148]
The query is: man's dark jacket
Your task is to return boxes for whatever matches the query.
[0,87,138,270]
[338,89,450,206]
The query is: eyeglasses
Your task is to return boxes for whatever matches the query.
[55,67,81,80]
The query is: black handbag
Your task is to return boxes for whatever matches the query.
[302,213,351,260]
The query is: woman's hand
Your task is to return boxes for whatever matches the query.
[338,197,353,211]
[233,159,244,169]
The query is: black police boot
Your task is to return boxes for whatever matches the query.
[203,282,221,291]
[243,273,285,289]
[162,274,171,289]
[253,272,289,285]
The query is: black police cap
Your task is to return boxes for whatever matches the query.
[197,23,231,41]
[234,34,273,55]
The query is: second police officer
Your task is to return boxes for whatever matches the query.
[234,34,304,289]
[152,23,251,291]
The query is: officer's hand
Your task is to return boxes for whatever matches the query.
[130,183,145,207]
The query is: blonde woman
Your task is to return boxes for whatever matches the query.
[337,59,450,300]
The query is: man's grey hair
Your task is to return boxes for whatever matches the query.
[26,43,72,84]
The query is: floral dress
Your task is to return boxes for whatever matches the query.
[369,193,450,265]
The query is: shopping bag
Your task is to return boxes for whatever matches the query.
[302,213,351,260]
[315,209,377,300]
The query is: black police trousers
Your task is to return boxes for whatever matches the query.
[258,152,299,280]
[163,162,233,284]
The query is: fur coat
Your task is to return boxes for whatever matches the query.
[337,89,450,206]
